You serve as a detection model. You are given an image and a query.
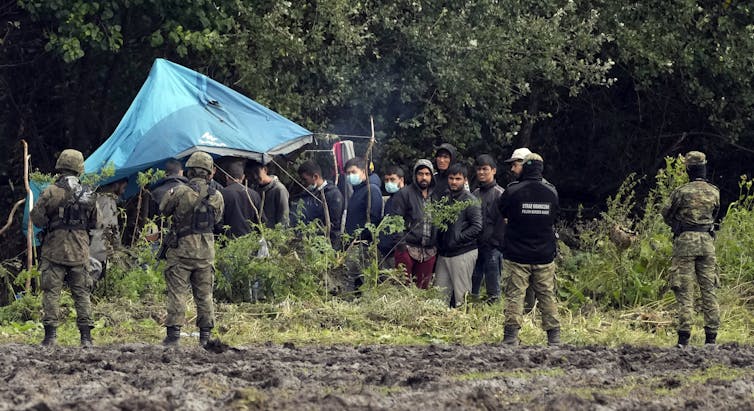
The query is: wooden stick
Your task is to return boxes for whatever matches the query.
[0,198,25,237]
[131,188,144,246]
[364,116,376,226]
[21,140,33,292]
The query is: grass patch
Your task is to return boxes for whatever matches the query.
[2,286,754,346]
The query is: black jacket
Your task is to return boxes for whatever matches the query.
[344,180,383,242]
[291,181,344,246]
[148,175,188,217]
[437,189,482,257]
[220,182,261,237]
[499,161,558,264]
[473,181,505,251]
[389,160,438,249]
[257,176,290,228]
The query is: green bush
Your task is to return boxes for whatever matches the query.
[558,156,686,308]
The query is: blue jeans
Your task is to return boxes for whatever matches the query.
[471,247,502,299]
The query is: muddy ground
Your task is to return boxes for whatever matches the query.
[2,342,754,410]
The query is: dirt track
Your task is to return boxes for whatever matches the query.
[2,342,754,410]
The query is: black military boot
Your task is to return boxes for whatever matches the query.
[547,328,561,346]
[502,325,520,346]
[199,327,212,347]
[163,326,181,347]
[41,325,57,346]
[79,325,93,348]
[677,330,691,348]
[704,327,717,345]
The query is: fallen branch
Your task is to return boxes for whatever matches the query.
[0,198,25,237]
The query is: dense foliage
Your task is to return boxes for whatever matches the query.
[2,1,754,344]
[3,2,753,219]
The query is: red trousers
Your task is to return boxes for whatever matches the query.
[394,249,436,289]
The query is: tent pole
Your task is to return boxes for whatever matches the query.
[21,140,33,292]
[364,116,376,226]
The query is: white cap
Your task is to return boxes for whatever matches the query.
[504,148,532,163]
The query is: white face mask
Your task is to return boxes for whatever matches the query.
[307,184,317,191]
[347,173,362,186]
[385,181,400,193]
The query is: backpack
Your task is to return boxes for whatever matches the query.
[176,182,217,238]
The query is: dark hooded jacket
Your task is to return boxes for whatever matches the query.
[291,181,344,247]
[473,181,505,252]
[344,178,383,242]
[437,185,483,257]
[149,174,188,217]
[434,143,458,196]
[220,182,261,237]
[257,175,290,228]
[388,159,439,250]
[498,160,559,264]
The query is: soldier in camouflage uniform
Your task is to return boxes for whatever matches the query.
[30,149,99,347]
[159,151,224,347]
[662,151,720,347]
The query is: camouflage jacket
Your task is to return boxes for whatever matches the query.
[89,192,122,262]
[30,175,99,266]
[159,177,224,261]
[662,179,719,256]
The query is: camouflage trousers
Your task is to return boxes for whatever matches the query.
[40,258,93,328]
[164,258,215,329]
[669,254,720,332]
[503,260,560,331]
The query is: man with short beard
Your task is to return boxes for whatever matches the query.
[433,143,458,196]
[435,164,482,307]
[390,160,439,289]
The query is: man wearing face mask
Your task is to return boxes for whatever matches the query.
[378,165,406,262]
[344,158,383,241]
[340,158,383,293]
[382,165,405,213]
[293,160,344,248]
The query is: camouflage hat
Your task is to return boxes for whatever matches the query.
[523,153,543,163]
[55,149,85,175]
[684,151,707,166]
[185,151,214,173]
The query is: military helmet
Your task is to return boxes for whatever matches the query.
[55,149,85,175]
[684,151,707,166]
[185,151,214,173]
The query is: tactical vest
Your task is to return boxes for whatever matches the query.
[47,179,93,232]
[176,182,217,238]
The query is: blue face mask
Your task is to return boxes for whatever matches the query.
[347,173,362,186]
[385,181,400,194]
[307,184,317,191]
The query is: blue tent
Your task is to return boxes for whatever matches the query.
[84,58,312,191]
